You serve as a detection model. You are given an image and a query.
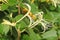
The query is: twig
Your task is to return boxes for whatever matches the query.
[17,29,21,40]
[17,0,20,14]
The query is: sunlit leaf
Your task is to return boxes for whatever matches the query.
[0,24,10,35]
[14,14,23,21]
[1,4,8,11]
[42,29,57,39]
[30,3,38,14]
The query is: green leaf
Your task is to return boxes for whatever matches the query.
[16,20,27,31]
[44,12,54,22]
[0,37,9,40]
[11,27,18,38]
[28,28,41,40]
[42,29,57,39]
[46,37,58,40]
[58,30,60,38]
[8,0,17,6]
[16,17,30,30]
[49,5,56,11]
[14,14,23,21]
[30,3,38,14]
[21,34,30,40]
[1,4,8,11]
[50,12,60,22]
[23,17,30,25]
[57,5,60,12]
[0,24,10,35]
[44,11,60,22]
[40,0,46,2]
[8,6,18,12]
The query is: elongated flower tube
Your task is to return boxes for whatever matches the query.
[16,3,31,24]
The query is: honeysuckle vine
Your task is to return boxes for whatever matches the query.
[1,3,31,26]
[1,2,52,33]
[21,11,43,33]
[21,11,51,33]
[0,0,60,40]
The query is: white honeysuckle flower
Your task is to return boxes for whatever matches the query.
[51,0,58,7]
[2,19,16,26]
[2,19,11,25]
[56,0,60,4]
[11,22,16,26]
[16,3,31,24]
[10,13,13,18]
[27,15,33,27]
[0,0,2,1]
[0,0,8,3]
[30,12,44,28]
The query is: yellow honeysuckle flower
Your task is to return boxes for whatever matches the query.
[32,15,36,20]
[46,0,49,2]
[31,0,34,3]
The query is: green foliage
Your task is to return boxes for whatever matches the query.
[0,0,60,40]
[42,29,57,40]
[30,3,38,14]
[0,24,9,35]
[8,0,18,6]
[1,4,8,11]
[28,28,41,40]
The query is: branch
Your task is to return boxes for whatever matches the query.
[17,29,21,40]
[17,0,20,14]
